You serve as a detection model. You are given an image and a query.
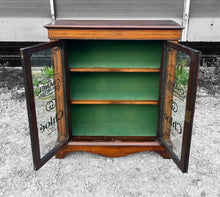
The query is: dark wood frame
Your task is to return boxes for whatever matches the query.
[21,40,69,170]
[158,41,201,173]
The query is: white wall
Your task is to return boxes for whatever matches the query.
[0,0,51,41]
[188,18,220,41]
[187,0,220,41]
[0,17,51,42]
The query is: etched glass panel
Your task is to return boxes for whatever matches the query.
[30,46,66,158]
[162,47,190,159]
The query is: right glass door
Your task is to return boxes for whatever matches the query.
[159,41,201,173]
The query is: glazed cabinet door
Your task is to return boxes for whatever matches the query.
[158,41,201,173]
[21,41,69,170]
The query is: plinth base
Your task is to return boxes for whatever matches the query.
[56,140,170,159]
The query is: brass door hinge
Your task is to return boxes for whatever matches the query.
[185,110,191,123]
[20,50,24,59]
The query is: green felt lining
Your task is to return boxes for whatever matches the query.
[71,104,158,136]
[67,40,162,68]
[69,72,159,100]
[68,40,160,137]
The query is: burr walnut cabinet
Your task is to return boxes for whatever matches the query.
[21,20,200,172]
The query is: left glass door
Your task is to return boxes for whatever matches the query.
[21,40,69,170]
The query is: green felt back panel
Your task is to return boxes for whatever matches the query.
[69,72,159,100]
[67,40,162,68]
[71,104,158,136]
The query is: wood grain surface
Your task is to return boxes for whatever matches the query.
[48,29,181,40]
[55,141,170,159]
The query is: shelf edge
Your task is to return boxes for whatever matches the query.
[70,100,159,105]
[68,68,160,72]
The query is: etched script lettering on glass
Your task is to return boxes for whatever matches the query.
[30,47,64,158]
[163,48,190,159]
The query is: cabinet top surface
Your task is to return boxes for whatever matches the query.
[45,20,184,30]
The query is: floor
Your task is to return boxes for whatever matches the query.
[0,85,220,196]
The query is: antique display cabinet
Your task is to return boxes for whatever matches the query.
[21,20,200,172]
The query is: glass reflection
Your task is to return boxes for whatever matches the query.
[163,47,190,159]
[30,47,64,158]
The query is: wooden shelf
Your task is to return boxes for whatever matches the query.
[70,100,158,105]
[68,141,160,146]
[69,68,160,72]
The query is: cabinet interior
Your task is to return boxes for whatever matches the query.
[67,40,162,137]
[69,72,160,100]
[67,40,162,68]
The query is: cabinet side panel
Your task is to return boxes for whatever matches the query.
[52,47,66,142]
[162,48,177,143]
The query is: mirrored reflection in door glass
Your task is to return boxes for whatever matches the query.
[162,47,190,159]
[30,46,66,158]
